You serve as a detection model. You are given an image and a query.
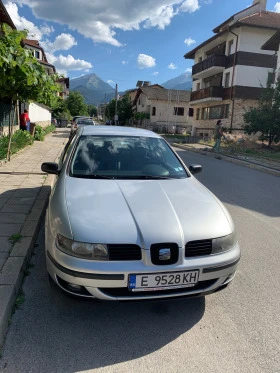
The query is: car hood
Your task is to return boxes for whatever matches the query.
[65,177,233,248]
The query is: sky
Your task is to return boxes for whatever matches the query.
[3,0,280,91]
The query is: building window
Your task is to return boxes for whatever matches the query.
[152,107,156,116]
[198,57,203,62]
[138,99,140,105]
[35,50,40,59]
[227,40,234,56]
[225,104,230,118]
[202,107,209,120]
[173,107,184,116]
[196,108,200,120]
[188,108,194,117]
[224,72,231,88]
[196,82,201,91]
[209,106,223,119]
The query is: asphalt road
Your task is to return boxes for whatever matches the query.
[1,149,280,373]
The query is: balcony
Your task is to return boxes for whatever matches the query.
[190,86,224,103]
[192,55,226,79]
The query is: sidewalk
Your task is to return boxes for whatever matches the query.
[0,128,69,347]
[173,142,280,177]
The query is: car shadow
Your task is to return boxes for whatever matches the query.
[0,224,205,373]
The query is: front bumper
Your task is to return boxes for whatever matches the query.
[46,247,240,301]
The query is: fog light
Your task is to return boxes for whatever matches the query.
[67,283,83,292]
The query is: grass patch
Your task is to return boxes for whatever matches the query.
[0,130,34,161]
[8,233,23,245]
[13,290,25,313]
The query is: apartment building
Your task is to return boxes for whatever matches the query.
[184,0,279,136]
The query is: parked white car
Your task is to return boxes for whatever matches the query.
[41,126,240,301]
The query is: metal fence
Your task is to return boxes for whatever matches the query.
[0,101,19,136]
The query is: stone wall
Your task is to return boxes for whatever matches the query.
[192,98,259,136]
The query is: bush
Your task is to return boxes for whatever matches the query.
[0,130,34,160]
[34,124,55,141]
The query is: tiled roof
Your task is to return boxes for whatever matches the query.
[139,87,190,102]
[24,39,40,48]
[185,10,280,60]
[237,11,280,29]
[0,0,16,29]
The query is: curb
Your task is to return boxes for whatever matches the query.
[174,143,280,178]
[0,171,57,348]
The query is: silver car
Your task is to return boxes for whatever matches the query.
[41,126,240,301]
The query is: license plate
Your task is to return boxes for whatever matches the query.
[128,270,199,292]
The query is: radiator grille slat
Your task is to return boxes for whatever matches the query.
[185,239,212,257]
[108,244,142,261]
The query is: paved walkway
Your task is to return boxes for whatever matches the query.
[0,128,69,347]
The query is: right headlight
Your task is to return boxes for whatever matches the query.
[56,234,109,260]
[212,232,237,254]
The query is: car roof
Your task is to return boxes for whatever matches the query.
[80,125,161,138]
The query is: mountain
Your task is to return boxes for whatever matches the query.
[70,73,115,105]
[70,72,192,106]
[161,73,192,90]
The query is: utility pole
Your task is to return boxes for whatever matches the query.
[114,84,118,125]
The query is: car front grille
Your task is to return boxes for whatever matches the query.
[185,239,212,257]
[100,279,217,297]
[108,244,142,261]
[150,243,179,265]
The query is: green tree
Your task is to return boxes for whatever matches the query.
[243,80,280,146]
[66,91,88,117]
[105,94,133,124]
[51,98,71,120]
[0,24,61,159]
[105,99,116,120]
[88,104,97,117]
[117,93,134,125]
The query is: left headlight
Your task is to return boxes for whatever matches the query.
[56,234,109,260]
[212,232,237,254]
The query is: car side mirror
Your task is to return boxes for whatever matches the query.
[41,162,59,175]
[189,164,202,174]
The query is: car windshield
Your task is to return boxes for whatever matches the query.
[77,119,93,125]
[69,135,188,179]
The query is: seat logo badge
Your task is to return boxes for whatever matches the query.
[159,248,171,261]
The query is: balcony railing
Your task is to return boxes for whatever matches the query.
[192,55,226,76]
[190,86,224,102]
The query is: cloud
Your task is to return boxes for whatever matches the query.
[275,2,280,12]
[107,80,115,84]
[185,67,192,74]
[7,0,201,46]
[180,0,200,13]
[4,2,47,39]
[184,37,196,46]
[137,54,156,69]
[143,6,175,30]
[122,60,128,65]
[46,33,77,52]
[152,72,159,76]
[168,63,177,69]
[46,53,92,71]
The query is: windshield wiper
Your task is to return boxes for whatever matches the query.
[137,175,172,179]
[72,174,114,179]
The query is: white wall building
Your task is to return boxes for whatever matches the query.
[184,0,280,136]
[133,84,193,133]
